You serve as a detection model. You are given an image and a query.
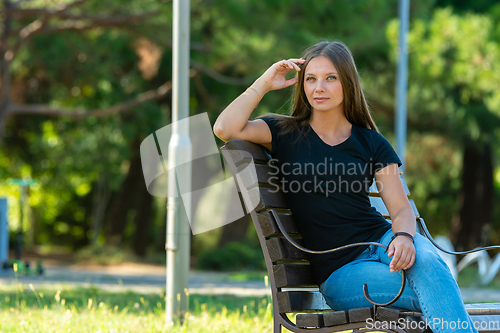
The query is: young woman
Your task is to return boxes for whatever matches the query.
[213,41,477,333]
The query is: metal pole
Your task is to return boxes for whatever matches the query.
[16,183,26,260]
[166,0,191,326]
[395,0,410,174]
[0,198,8,267]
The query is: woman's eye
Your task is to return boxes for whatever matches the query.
[327,76,337,80]
[305,77,315,81]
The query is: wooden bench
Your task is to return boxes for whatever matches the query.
[220,139,500,333]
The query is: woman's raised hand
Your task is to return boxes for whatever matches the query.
[259,58,305,92]
[214,58,304,143]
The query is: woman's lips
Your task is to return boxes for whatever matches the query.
[314,97,328,102]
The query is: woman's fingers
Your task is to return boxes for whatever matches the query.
[404,254,416,270]
[287,58,305,71]
[276,58,305,72]
[393,250,413,272]
[276,60,293,72]
[389,246,403,272]
[283,77,299,88]
[280,60,292,71]
[395,251,414,272]
[261,58,305,91]
[400,252,413,271]
[389,238,415,273]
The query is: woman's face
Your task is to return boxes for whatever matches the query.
[303,56,344,114]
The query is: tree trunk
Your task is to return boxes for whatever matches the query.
[132,177,154,257]
[451,142,494,250]
[217,191,250,248]
[0,0,13,139]
[155,202,167,252]
[216,215,251,248]
[106,142,144,243]
[91,174,111,244]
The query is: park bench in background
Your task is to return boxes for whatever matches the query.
[220,139,500,333]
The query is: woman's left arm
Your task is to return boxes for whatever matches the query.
[375,163,416,273]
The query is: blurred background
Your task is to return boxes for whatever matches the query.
[1,0,500,274]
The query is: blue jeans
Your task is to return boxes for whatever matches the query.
[319,228,478,333]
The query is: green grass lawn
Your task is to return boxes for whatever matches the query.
[0,266,497,333]
[457,266,500,289]
[0,283,275,333]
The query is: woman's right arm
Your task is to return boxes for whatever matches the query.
[213,58,305,150]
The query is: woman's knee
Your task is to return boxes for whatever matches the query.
[411,235,452,274]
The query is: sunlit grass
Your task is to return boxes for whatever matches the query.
[227,271,268,282]
[1,265,495,332]
[0,282,386,333]
[0,282,275,333]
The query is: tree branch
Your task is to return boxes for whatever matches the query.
[8,0,94,18]
[7,5,158,21]
[10,10,158,36]
[7,69,196,118]
[11,0,46,8]
[58,0,88,11]
[46,11,158,29]
[7,85,171,118]
[18,17,45,39]
[10,10,158,58]
[190,59,256,86]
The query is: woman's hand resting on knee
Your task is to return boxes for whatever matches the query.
[388,236,415,273]
[375,164,417,274]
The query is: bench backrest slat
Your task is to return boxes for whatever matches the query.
[257,211,301,238]
[223,141,271,166]
[245,187,289,212]
[273,264,316,288]
[237,163,278,190]
[277,291,332,313]
[266,238,308,263]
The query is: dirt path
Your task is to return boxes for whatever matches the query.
[0,255,270,296]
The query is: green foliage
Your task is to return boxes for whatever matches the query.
[3,0,169,249]
[196,240,266,272]
[457,265,500,289]
[4,0,500,255]
[193,0,436,129]
[382,7,500,233]
[434,0,499,14]
[387,7,500,142]
[405,133,462,234]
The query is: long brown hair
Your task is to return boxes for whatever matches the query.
[260,41,378,138]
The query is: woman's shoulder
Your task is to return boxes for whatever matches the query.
[351,124,394,155]
[258,113,303,135]
[258,113,292,124]
[353,124,387,141]
[352,123,377,139]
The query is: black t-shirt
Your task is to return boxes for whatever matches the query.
[259,116,402,285]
